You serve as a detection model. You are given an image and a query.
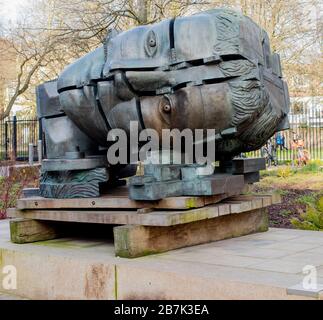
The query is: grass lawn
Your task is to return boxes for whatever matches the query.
[258,170,323,190]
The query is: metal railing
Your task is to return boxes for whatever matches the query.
[248,103,323,162]
[0,116,40,161]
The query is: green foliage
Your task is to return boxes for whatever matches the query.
[297,193,317,206]
[261,167,294,178]
[275,189,289,196]
[317,197,323,212]
[277,166,292,178]
[299,160,323,173]
[0,179,23,219]
[279,209,292,217]
[260,169,277,177]
[282,160,292,166]
[291,195,323,231]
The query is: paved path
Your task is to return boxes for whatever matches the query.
[0,292,27,300]
[0,219,323,299]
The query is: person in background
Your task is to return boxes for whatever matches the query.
[275,133,282,150]
[291,135,298,167]
[270,138,278,166]
[275,132,288,151]
[291,135,310,166]
[262,139,277,167]
[281,133,288,150]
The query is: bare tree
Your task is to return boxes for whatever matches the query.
[1,0,321,119]
[0,0,210,119]
[0,0,111,119]
[204,0,322,98]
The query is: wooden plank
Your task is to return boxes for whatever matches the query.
[9,194,279,227]
[16,193,227,211]
[223,200,253,214]
[17,195,201,210]
[235,194,280,207]
[137,206,221,226]
[255,195,272,207]
[217,203,231,216]
[113,208,269,258]
[8,208,134,225]
[10,219,60,244]
[203,193,228,206]
[8,205,219,227]
[16,192,279,211]
[229,196,264,210]
[230,194,281,207]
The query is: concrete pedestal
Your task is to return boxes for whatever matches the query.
[1,220,323,300]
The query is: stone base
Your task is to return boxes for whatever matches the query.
[1,220,322,300]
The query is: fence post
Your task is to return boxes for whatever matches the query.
[38,118,43,163]
[4,121,8,160]
[37,139,42,163]
[38,118,42,140]
[12,115,17,161]
[28,143,34,165]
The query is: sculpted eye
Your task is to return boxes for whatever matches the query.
[163,103,171,113]
[159,95,172,114]
[145,30,158,56]
[149,38,156,47]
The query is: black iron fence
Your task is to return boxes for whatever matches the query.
[0,116,40,161]
[248,103,323,162]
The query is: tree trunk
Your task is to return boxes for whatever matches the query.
[136,0,149,25]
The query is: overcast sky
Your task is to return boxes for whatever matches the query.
[0,0,27,22]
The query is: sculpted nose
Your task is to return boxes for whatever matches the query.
[123,71,176,94]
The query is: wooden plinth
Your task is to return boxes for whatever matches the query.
[114,208,269,258]
[10,219,60,244]
[16,186,229,211]
[8,193,280,258]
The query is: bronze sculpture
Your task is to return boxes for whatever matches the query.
[37,8,289,199]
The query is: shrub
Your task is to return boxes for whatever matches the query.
[0,162,39,219]
[291,195,323,231]
[299,160,323,173]
[275,189,289,196]
[277,166,292,178]
[297,193,317,206]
